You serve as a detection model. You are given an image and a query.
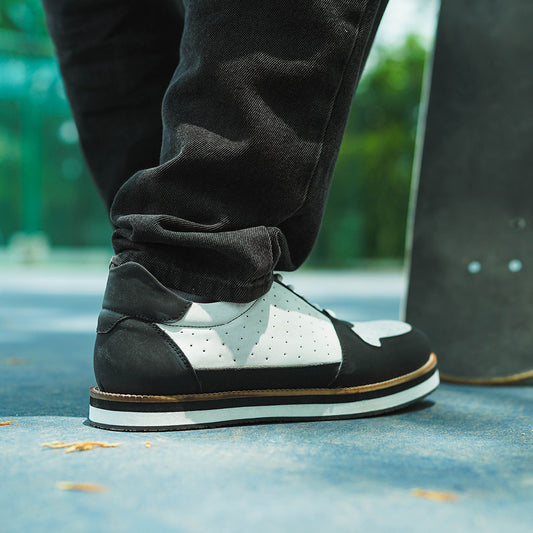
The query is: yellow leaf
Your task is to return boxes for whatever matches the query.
[411,489,459,502]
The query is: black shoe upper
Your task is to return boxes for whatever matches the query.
[94,262,433,396]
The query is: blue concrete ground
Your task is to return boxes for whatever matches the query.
[1,266,531,532]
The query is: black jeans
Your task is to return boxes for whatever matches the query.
[43,0,388,302]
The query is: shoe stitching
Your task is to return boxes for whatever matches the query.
[96,312,129,334]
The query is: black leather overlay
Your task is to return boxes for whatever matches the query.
[96,309,128,334]
[103,262,191,323]
[195,362,340,393]
[331,317,431,388]
[94,317,201,395]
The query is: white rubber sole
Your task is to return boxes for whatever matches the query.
[88,356,439,431]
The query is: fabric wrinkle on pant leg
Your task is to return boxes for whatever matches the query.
[109,0,389,302]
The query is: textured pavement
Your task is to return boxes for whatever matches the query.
[1,266,531,532]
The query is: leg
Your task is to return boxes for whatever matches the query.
[109,0,389,302]
[42,0,184,208]
[83,1,439,430]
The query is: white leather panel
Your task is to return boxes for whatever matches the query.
[173,301,254,327]
[158,282,342,369]
[351,320,412,347]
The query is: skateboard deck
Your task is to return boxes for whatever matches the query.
[405,0,533,383]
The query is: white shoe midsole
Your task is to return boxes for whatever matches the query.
[88,372,440,429]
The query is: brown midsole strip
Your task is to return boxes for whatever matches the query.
[90,353,438,403]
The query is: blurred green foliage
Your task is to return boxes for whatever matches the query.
[0,0,427,263]
[310,36,426,266]
[0,0,111,247]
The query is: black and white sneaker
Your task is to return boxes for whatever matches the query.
[89,262,439,431]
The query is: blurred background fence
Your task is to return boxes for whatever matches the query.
[0,0,437,267]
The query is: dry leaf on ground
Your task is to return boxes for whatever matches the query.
[57,481,106,493]
[42,441,122,453]
[2,357,29,366]
[411,489,459,502]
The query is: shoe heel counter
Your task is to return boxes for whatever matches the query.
[94,310,200,395]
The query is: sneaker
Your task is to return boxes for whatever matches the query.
[89,262,439,431]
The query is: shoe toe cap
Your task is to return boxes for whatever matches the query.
[331,318,432,387]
